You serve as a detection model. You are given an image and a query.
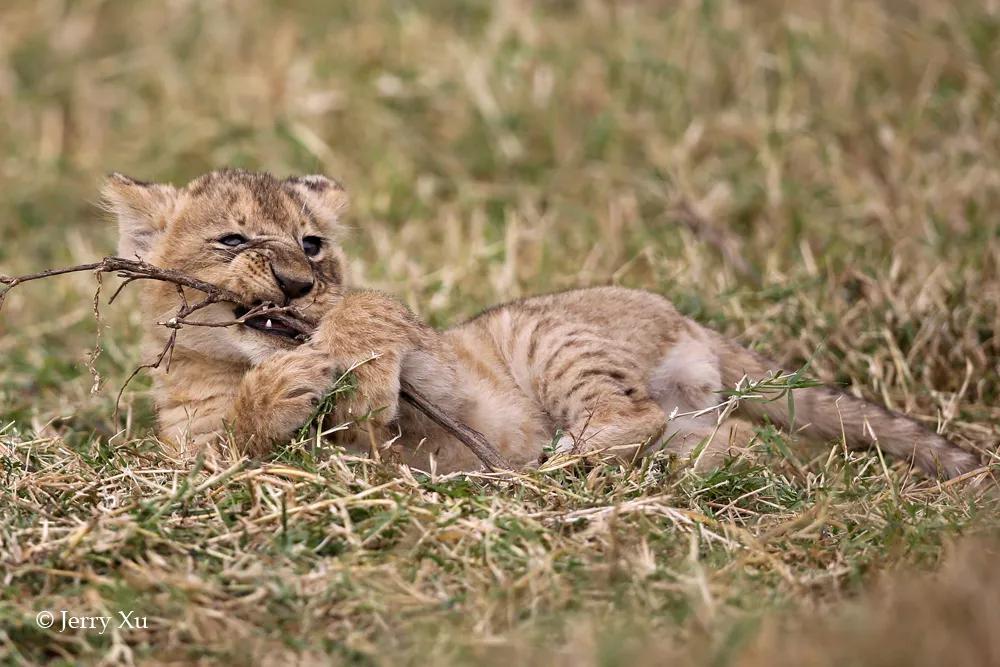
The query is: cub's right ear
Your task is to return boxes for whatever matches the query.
[101,173,178,259]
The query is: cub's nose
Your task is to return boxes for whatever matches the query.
[271,266,314,300]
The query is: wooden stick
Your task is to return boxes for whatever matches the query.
[2,257,233,302]
[399,379,511,472]
[1,256,511,471]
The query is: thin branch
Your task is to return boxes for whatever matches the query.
[87,272,104,394]
[108,276,143,305]
[400,379,512,472]
[2,256,511,471]
[114,328,177,422]
[1,257,233,302]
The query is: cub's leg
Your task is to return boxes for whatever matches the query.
[543,343,743,468]
[646,332,753,468]
[229,343,405,459]
[537,346,668,460]
[231,291,433,457]
[309,291,434,449]
[553,388,668,461]
[549,373,738,467]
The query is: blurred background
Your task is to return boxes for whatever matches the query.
[1,1,999,664]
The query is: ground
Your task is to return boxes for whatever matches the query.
[1,1,999,665]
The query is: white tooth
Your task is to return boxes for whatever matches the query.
[265,319,273,328]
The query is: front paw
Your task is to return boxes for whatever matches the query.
[309,291,420,431]
[232,347,338,456]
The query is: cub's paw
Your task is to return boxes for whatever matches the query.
[326,352,403,433]
[232,347,338,456]
[308,291,422,434]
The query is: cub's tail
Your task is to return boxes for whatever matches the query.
[714,337,979,479]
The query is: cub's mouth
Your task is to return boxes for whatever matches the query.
[233,306,312,341]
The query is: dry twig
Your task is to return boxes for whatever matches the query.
[1,256,511,471]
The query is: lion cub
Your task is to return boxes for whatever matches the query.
[103,169,978,478]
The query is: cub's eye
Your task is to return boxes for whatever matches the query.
[218,234,248,247]
[302,236,323,257]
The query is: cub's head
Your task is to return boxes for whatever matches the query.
[102,168,348,364]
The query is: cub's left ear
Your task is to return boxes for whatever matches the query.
[101,173,179,259]
[284,174,349,231]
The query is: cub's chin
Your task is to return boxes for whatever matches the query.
[234,329,300,366]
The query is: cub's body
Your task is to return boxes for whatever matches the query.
[408,287,727,471]
[102,169,978,478]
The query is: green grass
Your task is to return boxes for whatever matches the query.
[1,1,998,664]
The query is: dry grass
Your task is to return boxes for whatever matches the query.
[1,0,998,664]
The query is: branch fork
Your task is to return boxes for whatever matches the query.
[1,257,511,471]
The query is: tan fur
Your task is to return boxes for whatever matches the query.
[105,169,980,479]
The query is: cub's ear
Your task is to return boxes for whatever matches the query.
[284,174,349,231]
[101,173,178,259]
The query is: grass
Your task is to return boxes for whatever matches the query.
[0,0,998,664]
